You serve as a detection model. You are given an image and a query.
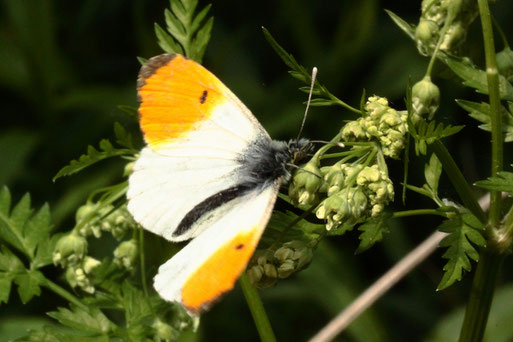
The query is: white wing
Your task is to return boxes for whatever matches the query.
[153,183,279,314]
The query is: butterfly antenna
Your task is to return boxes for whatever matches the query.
[296,67,318,141]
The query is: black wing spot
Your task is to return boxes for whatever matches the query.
[235,244,244,250]
[199,90,208,104]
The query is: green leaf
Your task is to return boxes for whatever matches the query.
[0,274,12,304]
[0,186,11,216]
[14,270,44,304]
[121,282,154,327]
[308,98,339,107]
[456,99,513,142]
[191,17,213,63]
[410,118,464,155]
[0,245,25,304]
[0,189,33,256]
[33,233,63,269]
[170,0,187,24]
[155,23,184,55]
[385,9,416,40]
[53,139,133,181]
[113,122,134,149]
[117,105,138,119]
[190,4,212,34]
[475,171,513,193]
[24,203,53,260]
[445,57,513,101]
[263,27,359,113]
[260,211,324,248]
[164,8,186,41]
[23,326,110,342]
[437,213,486,290]
[0,186,55,266]
[0,245,25,273]
[154,0,213,63]
[47,305,115,334]
[356,214,391,253]
[425,153,442,195]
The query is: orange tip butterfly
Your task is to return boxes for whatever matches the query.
[127,53,310,315]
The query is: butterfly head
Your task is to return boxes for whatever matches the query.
[287,138,312,164]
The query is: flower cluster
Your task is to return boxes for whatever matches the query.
[247,240,313,288]
[53,202,139,293]
[316,164,394,230]
[75,203,135,240]
[415,0,479,56]
[65,256,101,293]
[341,96,408,159]
[53,232,101,293]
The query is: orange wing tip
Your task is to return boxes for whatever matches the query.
[137,53,179,95]
[180,229,259,314]
[136,53,228,148]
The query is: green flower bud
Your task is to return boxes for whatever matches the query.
[412,77,440,122]
[289,159,323,206]
[281,240,313,270]
[278,260,295,278]
[123,162,134,177]
[53,233,88,267]
[247,250,278,288]
[351,189,368,218]
[341,120,367,142]
[247,264,264,284]
[415,19,438,43]
[320,162,346,196]
[82,256,101,273]
[65,257,100,293]
[497,47,513,81]
[75,203,96,222]
[152,319,176,341]
[113,239,138,271]
[316,189,351,230]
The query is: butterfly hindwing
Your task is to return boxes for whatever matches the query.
[153,182,280,314]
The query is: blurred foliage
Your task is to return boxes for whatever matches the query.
[1,0,513,341]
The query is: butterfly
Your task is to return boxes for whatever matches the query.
[127,53,310,315]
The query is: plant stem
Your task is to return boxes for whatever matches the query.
[477,0,503,228]
[43,278,89,311]
[392,209,448,219]
[240,273,277,342]
[458,249,504,342]
[431,140,486,224]
[459,1,504,341]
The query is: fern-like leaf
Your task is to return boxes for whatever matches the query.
[456,99,513,142]
[262,27,360,114]
[475,171,513,193]
[409,117,463,155]
[54,123,137,182]
[356,214,391,253]
[437,213,486,290]
[445,57,513,101]
[155,0,213,63]
[0,186,54,304]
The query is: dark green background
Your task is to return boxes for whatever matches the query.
[1,0,513,341]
